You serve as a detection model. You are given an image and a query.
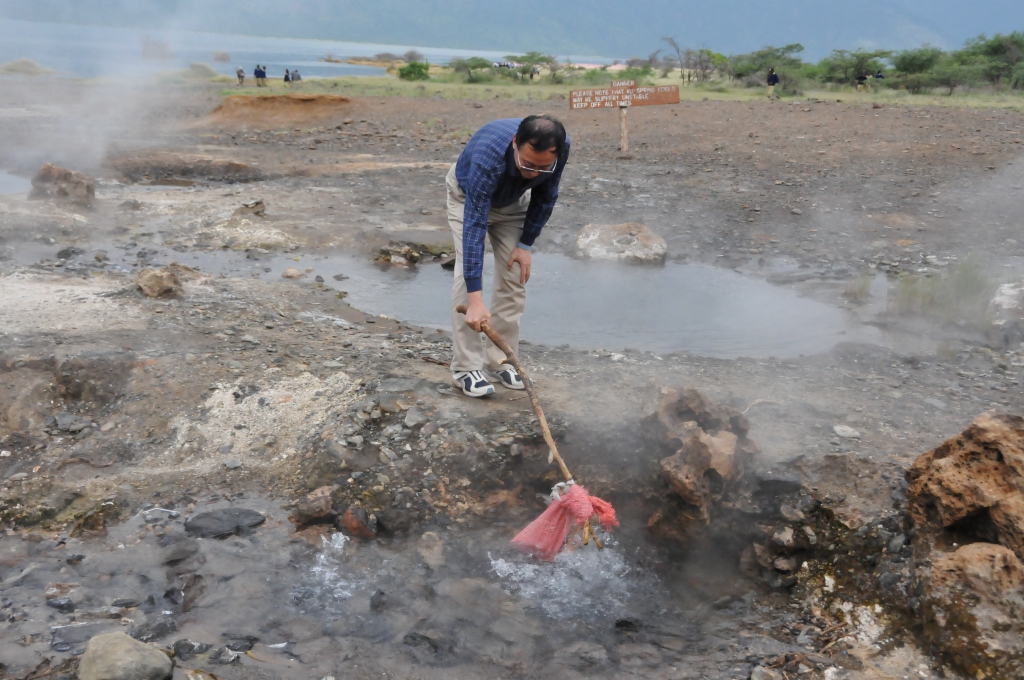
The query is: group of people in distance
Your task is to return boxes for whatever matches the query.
[236,65,300,86]
[766,66,886,97]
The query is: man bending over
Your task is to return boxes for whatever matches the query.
[446,115,570,397]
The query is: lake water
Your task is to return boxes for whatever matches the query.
[0,19,611,80]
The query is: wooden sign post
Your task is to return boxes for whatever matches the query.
[569,80,680,153]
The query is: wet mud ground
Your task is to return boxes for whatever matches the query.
[0,76,1023,679]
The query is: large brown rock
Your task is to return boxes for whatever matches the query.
[644,387,759,518]
[907,411,1024,562]
[575,223,666,263]
[28,163,95,207]
[78,631,173,680]
[921,543,1024,678]
[136,267,182,298]
[289,485,337,526]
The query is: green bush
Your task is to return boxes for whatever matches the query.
[398,62,430,81]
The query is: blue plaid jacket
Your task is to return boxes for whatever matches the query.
[454,118,570,293]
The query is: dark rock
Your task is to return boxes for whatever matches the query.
[47,597,76,612]
[376,509,411,535]
[370,589,386,610]
[161,538,199,565]
[130,616,176,642]
[111,598,141,608]
[879,572,902,591]
[184,507,265,538]
[337,507,377,538]
[755,470,803,494]
[172,638,212,661]
[224,634,258,652]
[51,622,115,646]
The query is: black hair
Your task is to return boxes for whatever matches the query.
[516,115,566,155]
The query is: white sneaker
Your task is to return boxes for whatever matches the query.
[453,371,495,398]
[495,365,525,390]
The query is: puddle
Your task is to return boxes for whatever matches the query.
[6,240,931,358]
[0,170,31,195]
[0,493,764,678]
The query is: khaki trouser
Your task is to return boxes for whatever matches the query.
[767,85,775,97]
[446,163,530,373]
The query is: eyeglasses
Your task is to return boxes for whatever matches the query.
[513,143,558,174]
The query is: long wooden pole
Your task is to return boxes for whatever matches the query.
[455,305,573,483]
[619,103,629,152]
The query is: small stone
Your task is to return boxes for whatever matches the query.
[224,460,242,470]
[779,504,805,522]
[46,596,76,612]
[832,424,861,438]
[791,208,803,215]
[347,435,364,447]
[417,531,445,568]
[218,443,234,454]
[337,507,377,539]
[8,472,28,481]
[332,273,349,281]
[377,473,391,484]
[404,408,429,428]
[755,470,802,493]
[323,360,344,368]
[370,589,386,610]
[772,526,795,548]
[887,533,906,553]
[314,275,325,283]
[282,267,305,279]
[751,667,782,680]
[773,556,799,572]
[78,632,173,680]
[879,572,902,591]
[803,526,817,544]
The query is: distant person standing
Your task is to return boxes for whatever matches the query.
[874,70,885,80]
[292,69,301,82]
[253,65,261,87]
[856,73,868,91]
[236,67,245,85]
[284,69,291,83]
[767,68,780,98]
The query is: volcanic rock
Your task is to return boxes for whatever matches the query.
[28,163,95,207]
[337,507,377,538]
[644,387,759,518]
[136,267,182,298]
[290,485,337,526]
[920,542,1024,678]
[575,222,666,263]
[907,411,1024,562]
[79,632,173,680]
[184,507,266,538]
[233,199,266,218]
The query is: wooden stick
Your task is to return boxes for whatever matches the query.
[619,103,629,152]
[456,304,572,482]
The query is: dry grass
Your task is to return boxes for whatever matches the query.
[888,257,999,328]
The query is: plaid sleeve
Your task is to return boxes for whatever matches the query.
[460,143,505,293]
[520,137,570,247]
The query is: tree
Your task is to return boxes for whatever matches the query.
[730,43,804,79]
[403,49,425,63]
[398,61,429,81]
[931,56,988,95]
[956,32,1024,86]
[662,37,687,79]
[892,45,944,74]
[818,48,892,84]
[449,57,493,82]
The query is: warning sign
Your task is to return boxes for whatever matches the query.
[569,84,679,110]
